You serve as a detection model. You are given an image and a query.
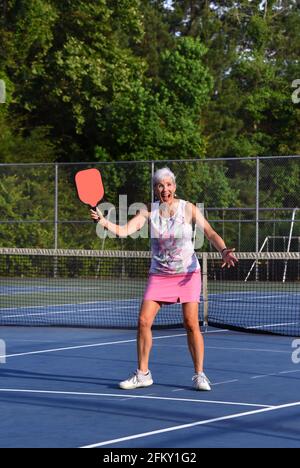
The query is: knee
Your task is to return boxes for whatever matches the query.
[184,319,200,334]
[138,315,152,331]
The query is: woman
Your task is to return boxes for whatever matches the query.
[91,167,237,391]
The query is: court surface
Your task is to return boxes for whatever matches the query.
[0,326,299,448]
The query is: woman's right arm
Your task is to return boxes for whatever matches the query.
[90,208,149,238]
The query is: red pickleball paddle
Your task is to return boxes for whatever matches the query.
[75,169,104,221]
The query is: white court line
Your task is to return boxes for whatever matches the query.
[171,380,240,391]
[251,373,280,380]
[206,346,290,354]
[247,322,299,330]
[1,305,139,319]
[81,401,300,448]
[0,330,227,360]
[251,369,300,379]
[0,338,139,359]
[213,369,300,385]
[118,392,157,402]
[0,334,185,359]
[0,298,140,312]
[0,388,272,408]
[213,370,300,385]
[217,295,296,302]
[155,344,291,354]
[212,379,239,386]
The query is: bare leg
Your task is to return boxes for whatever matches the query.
[182,302,204,373]
[137,300,161,372]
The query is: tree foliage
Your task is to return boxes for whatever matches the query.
[0,1,299,248]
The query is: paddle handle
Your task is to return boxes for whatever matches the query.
[90,206,99,224]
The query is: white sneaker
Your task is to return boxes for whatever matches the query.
[119,370,153,390]
[192,372,211,391]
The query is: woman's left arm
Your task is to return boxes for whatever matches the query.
[190,203,238,268]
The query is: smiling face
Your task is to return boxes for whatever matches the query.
[155,176,176,204]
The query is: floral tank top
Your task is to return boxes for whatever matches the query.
[149,200,200,275]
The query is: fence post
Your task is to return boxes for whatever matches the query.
[255,157,260,281]
[256,157,260,254]
[54,164,59,278]
[238,211,241,252]
[151,161,155,203]
[54,164,58,250]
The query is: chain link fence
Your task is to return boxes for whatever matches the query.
[0,156,299,252]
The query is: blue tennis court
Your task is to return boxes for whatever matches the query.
[0,250,299,447]
[0,325,299,448]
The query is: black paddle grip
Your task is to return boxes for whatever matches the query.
[90,205,99,224]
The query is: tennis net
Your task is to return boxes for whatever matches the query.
[0,249,299,336]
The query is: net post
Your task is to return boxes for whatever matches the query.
[283,208,298,283]
[202,252,208,332]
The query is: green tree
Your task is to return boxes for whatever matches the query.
[0,0,145,161]
[167,0,300,157]
[97,37,213,161]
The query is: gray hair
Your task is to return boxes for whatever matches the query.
[152,167,176,186]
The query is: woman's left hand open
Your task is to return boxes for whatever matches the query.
[221,248,238,268]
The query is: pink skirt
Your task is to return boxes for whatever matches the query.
[143,270,201,304]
